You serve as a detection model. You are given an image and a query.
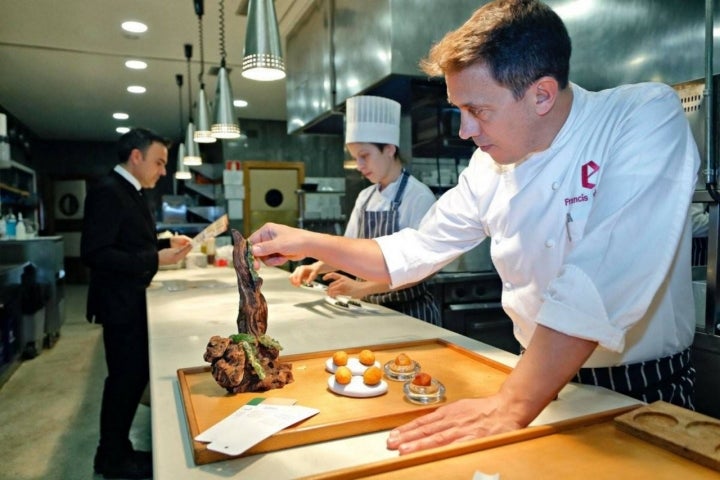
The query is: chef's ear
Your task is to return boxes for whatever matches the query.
[532,76,559,116]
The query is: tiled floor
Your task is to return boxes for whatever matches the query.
[0,284,151,480]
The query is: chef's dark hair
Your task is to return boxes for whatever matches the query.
[420,0,571,100]
[117,127,171,163]
[370,143,405,165]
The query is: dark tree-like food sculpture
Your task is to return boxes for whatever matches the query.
[203,229,293,393]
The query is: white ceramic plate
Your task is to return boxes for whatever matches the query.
[327,375,388,398]
[299,282,328,292]
[325,357,380,375]
[324,296,378,314]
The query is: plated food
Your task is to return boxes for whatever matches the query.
[323,296,378,313]
[383,352,421,381]
[326,350,388,398]
[404,372,445,404]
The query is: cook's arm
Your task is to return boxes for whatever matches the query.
[250,224,391,283]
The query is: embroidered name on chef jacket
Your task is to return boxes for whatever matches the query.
[565,160,599,242]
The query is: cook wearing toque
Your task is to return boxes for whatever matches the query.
[290,95,440,324]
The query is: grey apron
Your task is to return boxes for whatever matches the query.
[358,170,440,325]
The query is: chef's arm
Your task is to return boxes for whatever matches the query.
[250,224,391,283]
[498,324,598,426]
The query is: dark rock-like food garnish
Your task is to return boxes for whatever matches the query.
[203,229,293,393]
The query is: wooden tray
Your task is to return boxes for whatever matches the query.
[300,405,720,480]
[177,338,512,465]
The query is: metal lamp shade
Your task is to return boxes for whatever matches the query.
[183,122,202,165]
[193,87,216,143]
[241,0,285,81]
[211,66,241,139]
[175,143,192,180]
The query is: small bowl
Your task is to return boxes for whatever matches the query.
[383,359,421,381]
[403,379,445,404]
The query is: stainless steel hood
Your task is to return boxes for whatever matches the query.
[286,0,713,135]
[285,0,481,135]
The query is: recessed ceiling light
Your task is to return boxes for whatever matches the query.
[116,127,131,134]
[124,60,147,70]
[233,99,248,108]
[121,21,147,33]
[113,112,129,120]
[127,85,146,94]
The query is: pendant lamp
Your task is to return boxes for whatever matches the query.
[183,44,202,165]
[242,0,285,81]
[211,0,241,139]
[175,143,192,180]
[193,0,216,143]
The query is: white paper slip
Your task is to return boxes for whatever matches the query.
[191,214,229,247]
[195,404,319,456]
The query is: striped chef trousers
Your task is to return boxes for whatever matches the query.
[573,348,695,409]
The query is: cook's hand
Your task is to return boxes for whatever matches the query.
[323,272,363,298]
[170,235,192,249]
[158,243,192,266]
[386,396,524,455]
[249,223,308,269]
[290,263,321,287]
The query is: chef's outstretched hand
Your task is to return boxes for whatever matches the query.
[249,223,309,269]
[158,243,192,266]
[386,396,524,455]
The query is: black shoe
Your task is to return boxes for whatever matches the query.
[94,448,152,479]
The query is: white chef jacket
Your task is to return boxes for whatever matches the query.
[344,173,436,238]
[376,82,700,367]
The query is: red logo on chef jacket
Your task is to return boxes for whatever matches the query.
[581,160,600,189]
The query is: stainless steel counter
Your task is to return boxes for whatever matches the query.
[147,266,639,479]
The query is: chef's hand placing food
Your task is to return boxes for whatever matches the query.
[289,262,322,287]
[323,272,371,298]
[249,222,311,268]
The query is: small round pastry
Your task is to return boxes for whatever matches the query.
[335,366,352,385]
[395,353,412,366]
[332,350,349,366]
[404,373,445,404]
[412,372,432,387]
[358,349,375,366]
[383,352,421,381]
[363,366,383,386]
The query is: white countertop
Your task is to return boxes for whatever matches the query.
[148,266,639,480]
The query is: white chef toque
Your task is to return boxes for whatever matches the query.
[345,95,401,146]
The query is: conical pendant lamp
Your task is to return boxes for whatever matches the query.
[211,62,241,139]
[175,143,192,180]
[183,43,203,165]
[211,0,241,139]
[193,0,216,143]
[242,0,285,81]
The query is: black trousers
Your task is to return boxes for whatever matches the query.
[574,348,695,409]
[98,296,150,455]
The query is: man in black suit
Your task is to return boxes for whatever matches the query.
[81,128,192,479]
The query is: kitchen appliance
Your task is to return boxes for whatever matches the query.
[429,240,519,354]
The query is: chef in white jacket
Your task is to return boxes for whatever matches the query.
[290,95,439,324]
[249,0,700,455]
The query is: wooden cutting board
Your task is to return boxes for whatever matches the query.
[301,405,720,480]
[177,338,512,465]
[614,401,720,471]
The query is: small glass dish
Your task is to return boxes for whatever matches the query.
[403,379,445,404]
[383,359,421,381]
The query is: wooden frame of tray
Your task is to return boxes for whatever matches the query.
[177,338,513,465]
[299,404,720,480]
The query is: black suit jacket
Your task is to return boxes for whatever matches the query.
[81,170,170,325]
